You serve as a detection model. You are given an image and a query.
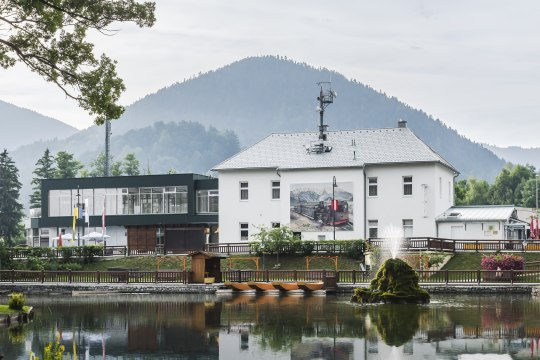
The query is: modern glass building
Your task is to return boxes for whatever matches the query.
[28,174,218,253]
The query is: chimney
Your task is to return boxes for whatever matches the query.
[398,119,407,128]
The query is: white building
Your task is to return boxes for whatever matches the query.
[436,205,527,240]
[213,120,459,243]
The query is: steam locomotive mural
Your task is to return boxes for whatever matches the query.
[290,182,354,232]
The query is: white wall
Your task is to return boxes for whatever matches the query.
[218,167,365,242]
[437,221,504,240]
[365,163,455,238]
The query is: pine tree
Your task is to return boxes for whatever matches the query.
[30,148,55,209]
[0,149,23,245]
[55,151,83,179]
[122,153,140,176]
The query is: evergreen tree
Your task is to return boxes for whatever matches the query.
[29,148,55,209]
[454,179,468,206]
[111,161,123,176]
[88,152,123,177]
[55,151,83,179]
[122,153,140,176]
[0,149,23,245]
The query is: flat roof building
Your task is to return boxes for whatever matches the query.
[27,174,218,253]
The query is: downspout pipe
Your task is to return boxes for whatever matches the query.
[363,164,367,240]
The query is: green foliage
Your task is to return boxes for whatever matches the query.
[352,258,430,304]
[427,254,446,269]
[8,292,25,310]
[42,336,65,360]
[252,225,296,255]
[455,163,538,207]
[0,149,23,245]
[0,0,155,125]
[30,148,55,209]
[123,153,140,176]
[54,151,83,178]
[25,256,46,270]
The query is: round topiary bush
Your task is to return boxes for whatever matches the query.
[8,292,25,311]
[351,258,430,304]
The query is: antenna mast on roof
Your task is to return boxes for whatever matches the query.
[316,81,337,140]
[104,120,111,176]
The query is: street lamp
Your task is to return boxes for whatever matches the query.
[536,174,538,211]
[333,176,337,241]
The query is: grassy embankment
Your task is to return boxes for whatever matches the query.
[80,254,364,272]
[441,252,540,270]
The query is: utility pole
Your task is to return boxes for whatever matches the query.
[333,176,337,241]
[105,120,111,176]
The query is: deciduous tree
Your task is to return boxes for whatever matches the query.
[0,1,155,124]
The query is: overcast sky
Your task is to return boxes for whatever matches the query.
[2,0,539,148]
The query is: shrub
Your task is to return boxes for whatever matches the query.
[8,292,25,310]
[301,241,315,256]
[26,256,46,271]
[481,254,524,271]
[58,262,82,271]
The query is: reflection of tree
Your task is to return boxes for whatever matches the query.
[367,304,421,347]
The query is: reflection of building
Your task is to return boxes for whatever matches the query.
[26,174,218,251]
[213,120,458,241]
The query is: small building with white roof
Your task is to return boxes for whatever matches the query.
[436,205,527,240]
[213,118,459,243]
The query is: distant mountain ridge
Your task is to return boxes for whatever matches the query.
[483,144,540,169]
[108,56,505,181]
[5,56,508,209]
[0,100,78,150]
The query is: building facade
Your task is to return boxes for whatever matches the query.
[213,121,459,243]
[436,205,527,240]
[27,174,218,252]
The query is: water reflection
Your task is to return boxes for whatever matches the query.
[1,293,540,359]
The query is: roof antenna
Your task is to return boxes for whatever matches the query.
[316,81,337,141]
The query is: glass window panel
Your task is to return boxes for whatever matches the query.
[122,188,139,215]
[106,188,117,215]
[152,187,164,214]
[140,187,152,214]
[209,191,219,213]
[49,190,61,217]
[93,188,106,216]
[60,190,72,216]
[178,191,188,213]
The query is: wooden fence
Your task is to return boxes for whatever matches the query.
[1,269,540,285]
[0,269,190,284]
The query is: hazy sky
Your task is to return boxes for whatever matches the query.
[1,0,539,147]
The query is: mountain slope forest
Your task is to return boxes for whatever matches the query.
[112,56,505,181]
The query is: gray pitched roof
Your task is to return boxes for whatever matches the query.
[213,127,458,172]
[436,206,517,222]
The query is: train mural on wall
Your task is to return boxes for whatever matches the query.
[290,181,354,232]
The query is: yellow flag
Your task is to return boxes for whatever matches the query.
[72,207,78,244]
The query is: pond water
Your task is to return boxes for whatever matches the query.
[1,292,540,359]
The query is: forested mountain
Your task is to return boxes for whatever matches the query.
[0,100,77,150]
[109,56,505,181]
[11,121,240,208]
[484,144,540,169]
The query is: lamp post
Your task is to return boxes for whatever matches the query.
[333,176,337,241]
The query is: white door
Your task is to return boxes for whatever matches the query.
[450,225,465,239]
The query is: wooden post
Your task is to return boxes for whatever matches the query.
[293,270,297,281]
[445,270,449,285]
[155,270,158,284]
[475,240,479,252]
[511,269,514,284]
[477,270,481,284]
[11,269,14,283]
[352,270,356,284]
[41,270,44,283]
[97,271,100,284]
[125,270,129,284]
[265,269,269,282]
[68,269,72,283]
[453,240,456,253]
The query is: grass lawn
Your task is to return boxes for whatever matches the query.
[0,305,31,315]
[441,252,540,271]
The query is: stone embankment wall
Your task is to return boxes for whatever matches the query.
[0,283,222,295]
[337,283,533,294]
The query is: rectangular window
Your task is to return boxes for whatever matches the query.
[196,190,219,213]
[271,181,280,200]
[140,187,152,214]
[122,188,139,215]
[368,177,378,197]
[151,187,164,214]
[271,222,280,228]
[240,223,249,241]
[403,176,413,196]
[240,182,249,200]
[439,177,442,199]
[164,186,188,214]
[403,219,413,237]
[368,220,378,238]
